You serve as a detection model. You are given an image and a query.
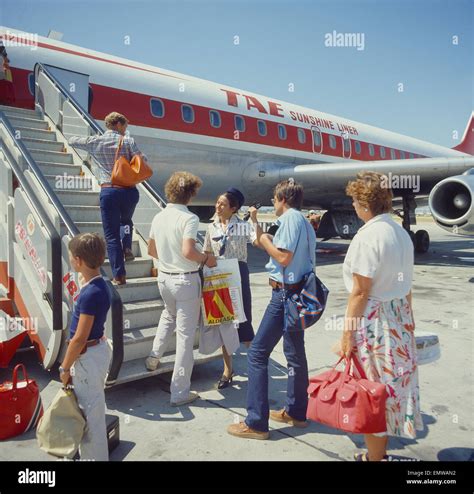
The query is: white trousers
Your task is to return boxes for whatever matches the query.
[72,338,112,461]
[151,272,201,403]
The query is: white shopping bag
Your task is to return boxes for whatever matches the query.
[201,258,246,327]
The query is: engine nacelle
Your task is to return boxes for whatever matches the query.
[429,170,474,235]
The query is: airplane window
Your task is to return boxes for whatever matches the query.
[380,146,386,158]
[312,130,321,147]
[343,138,350,153]
[329,135,336,149]
[408,152,414,159]
[257,120,267,136]
[390,149,396,159]
[182,104,195,123]
[235,115,246,132]
[400,150,406,159]
[354,140,361,154]
[210,110,221,128]
[297,128,306,144]
[278,124,287,140]
[368,144,375,156]
[28,73,35,96]
[150,98,165,118]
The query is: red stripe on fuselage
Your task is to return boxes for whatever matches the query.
[7,66,422,161]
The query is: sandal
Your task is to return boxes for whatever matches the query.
[217,372,234,389]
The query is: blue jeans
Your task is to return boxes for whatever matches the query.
[245,287,309,432]
[99,186,139,278]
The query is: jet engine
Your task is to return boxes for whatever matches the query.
[429,169,474,235]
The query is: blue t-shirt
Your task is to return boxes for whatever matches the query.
[266,208,316,283]
[69,277,111,340]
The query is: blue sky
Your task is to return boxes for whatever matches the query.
[2,0,472,147]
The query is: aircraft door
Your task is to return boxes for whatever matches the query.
[342,131,352,158]
[43,65,90,112]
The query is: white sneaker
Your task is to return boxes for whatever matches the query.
[171,392,200,407]
[145,355,160,371]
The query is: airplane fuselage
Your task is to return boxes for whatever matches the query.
[1,27,470,210]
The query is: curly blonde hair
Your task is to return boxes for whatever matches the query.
[165,171,203,204]
[345,171,393,215]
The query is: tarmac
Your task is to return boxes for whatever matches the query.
[1,218,473,462]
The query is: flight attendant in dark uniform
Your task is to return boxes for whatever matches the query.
[203,188,262,388]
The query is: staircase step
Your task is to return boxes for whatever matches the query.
[21,137,64,152]
[123,326,157,362]
[113,277,160,303]
[122,299,163,329]
[44,173,89,191]
[14,126,57,141]
[8,115,49,130]
[37,162,83,177]
[108,347,221,386]
[0,105,42,118]
[123,324,200,362]
[61,221,104,236]
[56,190,100,207]
[103,257,154,280]
[64,205,102,223]
[29,149,73,164]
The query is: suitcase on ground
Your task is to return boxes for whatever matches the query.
[72,414,120,459]
[106,414,120,453]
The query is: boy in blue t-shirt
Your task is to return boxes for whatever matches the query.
[60,233,112,461]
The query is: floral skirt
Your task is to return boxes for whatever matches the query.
[354,297,423,439]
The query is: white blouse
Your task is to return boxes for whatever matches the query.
[342,214,414,301]
[204,215,257,262]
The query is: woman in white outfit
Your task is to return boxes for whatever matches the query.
[339,171,423,461]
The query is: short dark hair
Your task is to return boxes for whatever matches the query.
[69,233,106,269]
[218,192,240,213]
[274,179,304,209]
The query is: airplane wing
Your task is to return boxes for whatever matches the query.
[270,156,474,209]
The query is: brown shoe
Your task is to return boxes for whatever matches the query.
[269,409,308,428]
[124,248,135,262]
[227,422,269,440]
[113,275,126,285]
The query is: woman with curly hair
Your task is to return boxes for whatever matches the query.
[339,171,423,461]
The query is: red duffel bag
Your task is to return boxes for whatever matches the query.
[307,355,387,434]
[0,364,43,440]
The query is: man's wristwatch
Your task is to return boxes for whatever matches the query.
[59,366,69,374]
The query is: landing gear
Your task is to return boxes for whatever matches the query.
[394,196,430,254]
[414,229,430,254]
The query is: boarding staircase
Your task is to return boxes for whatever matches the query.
[0,63,218,386]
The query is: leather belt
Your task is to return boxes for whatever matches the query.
[269,278,304,290]
[100,183,132,189]
[160,270,200,276]
[67,338,102,354]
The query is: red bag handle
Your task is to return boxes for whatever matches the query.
[12,364,28,390]
[330,355,368,380]
[349,354,368,380]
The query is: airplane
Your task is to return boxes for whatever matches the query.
[1,26,473,254]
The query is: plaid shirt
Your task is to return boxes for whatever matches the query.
[68,130,147,185]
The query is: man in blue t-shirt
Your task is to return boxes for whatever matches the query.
[228,179,316,439]
[60,233,112,460]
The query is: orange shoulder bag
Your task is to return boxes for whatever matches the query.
[111,136,153,187]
